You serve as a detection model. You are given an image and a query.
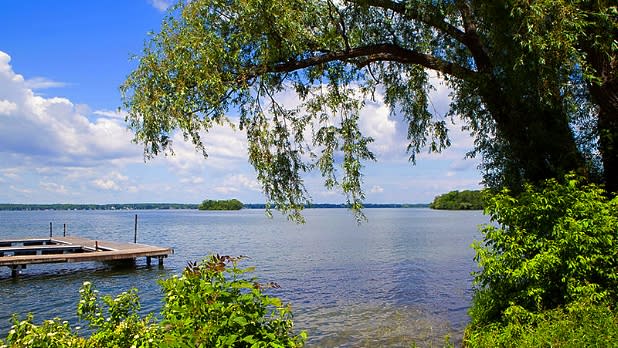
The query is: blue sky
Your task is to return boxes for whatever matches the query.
[0,1,482,205]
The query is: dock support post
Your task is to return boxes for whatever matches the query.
[134,215,138,243]
[158,256,164,267]
[146,256,151,267]
[63,224,66,237]
[11,265,25,278]
[49,222,52,238]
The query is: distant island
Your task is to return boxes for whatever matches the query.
[429,190,484,210]
[198,199,244,210]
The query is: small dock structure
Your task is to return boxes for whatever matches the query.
[0,236,173,278]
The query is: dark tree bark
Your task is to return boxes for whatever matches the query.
[586,49,618,195]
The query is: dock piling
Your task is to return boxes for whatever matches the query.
[134,214,138,243]
[49,222,52,238]
[11,265,25,278]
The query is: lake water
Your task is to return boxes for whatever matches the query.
[0,208,486,347]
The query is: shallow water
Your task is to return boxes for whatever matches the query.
[0,208,486,346]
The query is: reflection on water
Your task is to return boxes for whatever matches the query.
[0,208,486,346]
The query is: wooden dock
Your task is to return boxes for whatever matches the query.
[0,236,173,277]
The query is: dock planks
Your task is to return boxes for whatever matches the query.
[0,237,173,277]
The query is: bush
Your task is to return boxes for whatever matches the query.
[469,175,618,325]
[1,255,305,347]
[465,301,618,347]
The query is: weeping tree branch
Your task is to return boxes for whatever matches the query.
[253,43,477,81]
[349,0,468,45]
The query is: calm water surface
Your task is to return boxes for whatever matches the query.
[0,208,486,347]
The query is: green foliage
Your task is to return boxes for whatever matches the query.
[198,199,244,210]
[429,190,484,210]
[465,301,618,347]
[1,255,305,348]
[158,255,305,347]
[470,175,618,326]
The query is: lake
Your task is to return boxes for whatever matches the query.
[0,208,487,347]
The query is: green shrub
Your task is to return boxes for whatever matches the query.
[470,175,618,325]
[1,255,305,347]
[465,301,618,347]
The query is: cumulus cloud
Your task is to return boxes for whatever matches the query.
[160,123,248,173]
[0,50,265,204]
[214,174,261,194]
[147,0,173,11]
[0,51,141,166]
[92,178,120,191]
[358,95,401,157]
[0,99,17,115]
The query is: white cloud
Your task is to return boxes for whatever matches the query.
[0,99,17,115]
[1,168,21,180]
[147,0,173,12]
[358,95,401,157]
[0,51,141,165]
[370,185,384,193]
[160,123,248,173]
[9,185,33,195]
[40,182,68,194]
[92,178,120,191]
[180,176,205,185]
[93,109,128,120]
[24,77,68,90]
[214,174,261,195]
[109,171,129,181]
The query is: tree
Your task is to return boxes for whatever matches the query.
[121,0,617,219]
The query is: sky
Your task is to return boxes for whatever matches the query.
[0,1,482,205]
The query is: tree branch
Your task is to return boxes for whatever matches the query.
[455,0,492,72]
[350,0,492,72]
[265,43,476,81]
[349,0,468,45]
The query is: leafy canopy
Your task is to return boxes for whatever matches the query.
[122,0,616,220]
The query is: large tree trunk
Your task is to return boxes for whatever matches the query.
[497,106,584,188]
[585,48,618,195]
[578,0,618,196]
[474,76,585,192]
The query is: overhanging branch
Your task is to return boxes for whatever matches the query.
[348,0,468,45]
[266,43,476,81]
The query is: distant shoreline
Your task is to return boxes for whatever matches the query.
[0,203,429,211]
